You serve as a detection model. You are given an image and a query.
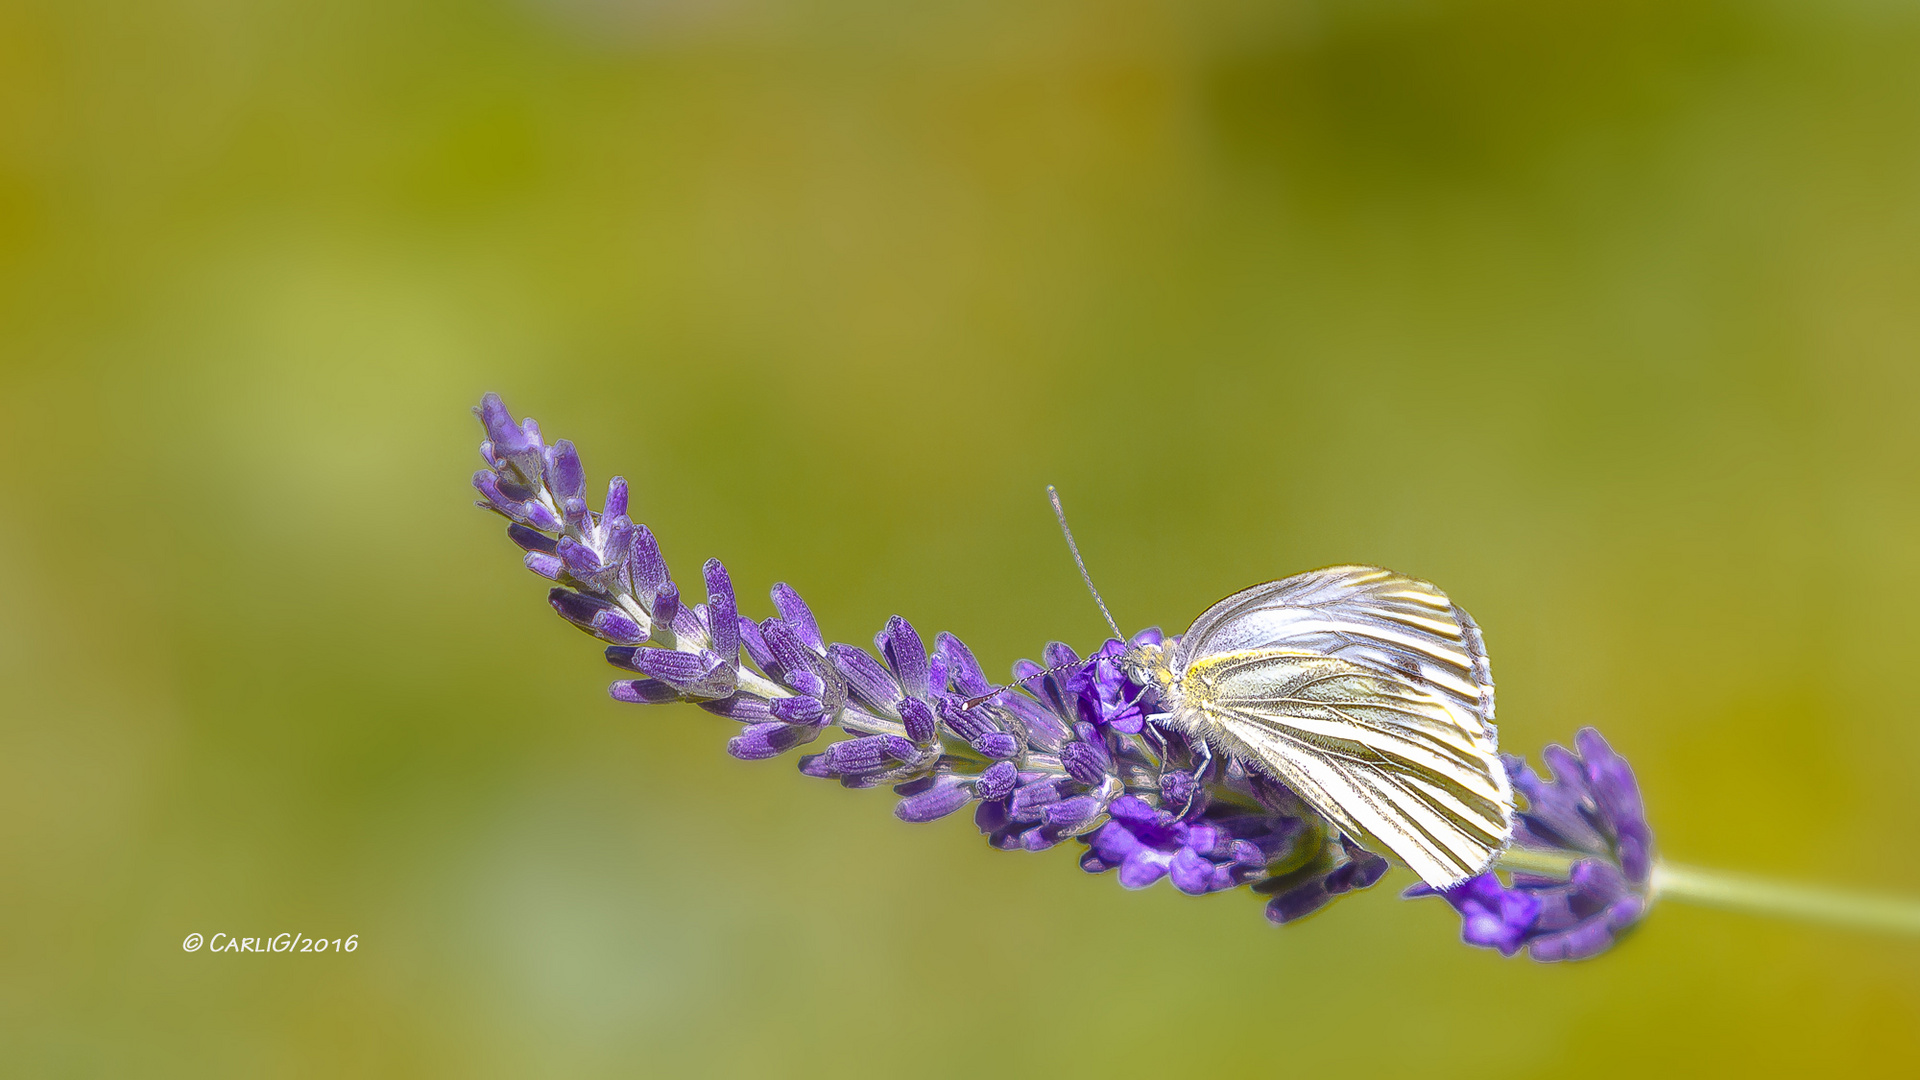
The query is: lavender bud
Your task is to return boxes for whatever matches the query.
[936,697,994,743]
[561,495,594,537]
[1159,769,1197,809]
[557,537,602,578]
[770,696,826,725]
[881,615,930,700]
[828,643,902,713]
[974,761,1018,801]
[604,476,629,521]
[1041,795,1103,832]
[761,620,821,685]
[1059,741,1110,786]
[1008,778,1064,819]
[738,617,774,671]
[894,776,973,823]
[590,609,646,644]
[729,722,821,761]
[473,471,522,517]
[609,678,681,704]
[822,735,917,773]
[630,647,722,691]
[545,440,586,501]
[703,559,740,663]
[524,552,564,579]
[474,394,544,486]
[935,632,992,696]
[898,697,937,743]
[522,500,562,532]
[770,583,823,653]
[601,516,635,571]
[507,523,558,554]
[653,581,680,629]
[627,524,670,598]
[970,732,1019,760]
[699,694,775,721]
[549,588,606,622]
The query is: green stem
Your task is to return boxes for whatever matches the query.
[1494,850,1920,936]
[1651,862,1920,936]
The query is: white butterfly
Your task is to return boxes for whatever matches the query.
[1119,567,1514,888]
[1046,489,1514,889]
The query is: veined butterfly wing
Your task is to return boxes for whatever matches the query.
[1176,565,1497,726]
[1166,567,1513,887]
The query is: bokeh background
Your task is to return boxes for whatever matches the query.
[5,0,1920,1074]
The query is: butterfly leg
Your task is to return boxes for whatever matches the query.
[1159,736,1213,818]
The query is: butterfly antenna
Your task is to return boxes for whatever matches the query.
[1048,484,1124,642]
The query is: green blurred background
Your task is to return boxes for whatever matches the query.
[4,0,1919,1074]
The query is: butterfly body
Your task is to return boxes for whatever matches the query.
[1119,566,1514,888]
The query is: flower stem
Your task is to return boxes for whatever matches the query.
[1652,861,1920,936]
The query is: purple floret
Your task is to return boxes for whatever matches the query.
[1405,727,1655,962]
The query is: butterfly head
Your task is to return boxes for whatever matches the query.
[1117,639,1174,695]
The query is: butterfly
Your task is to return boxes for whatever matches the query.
[1047,491,1514,889]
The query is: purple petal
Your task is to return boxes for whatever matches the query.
[1541,743,1594,803]
[603,476,629,520]
[1119,852,1171,889]
[1525,914,1616,962]
[473,471,521,516]
[1169,848,1218,895]
[1444,874,1541,958]
[1088,820,1146,862]
[1105,795,1162,829]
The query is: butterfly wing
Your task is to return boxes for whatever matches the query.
[1176,565,1498,727]
[1174,650,1512,887]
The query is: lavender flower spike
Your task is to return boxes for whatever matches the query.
[1404,728,1653,962]
[472,393,1920,959]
